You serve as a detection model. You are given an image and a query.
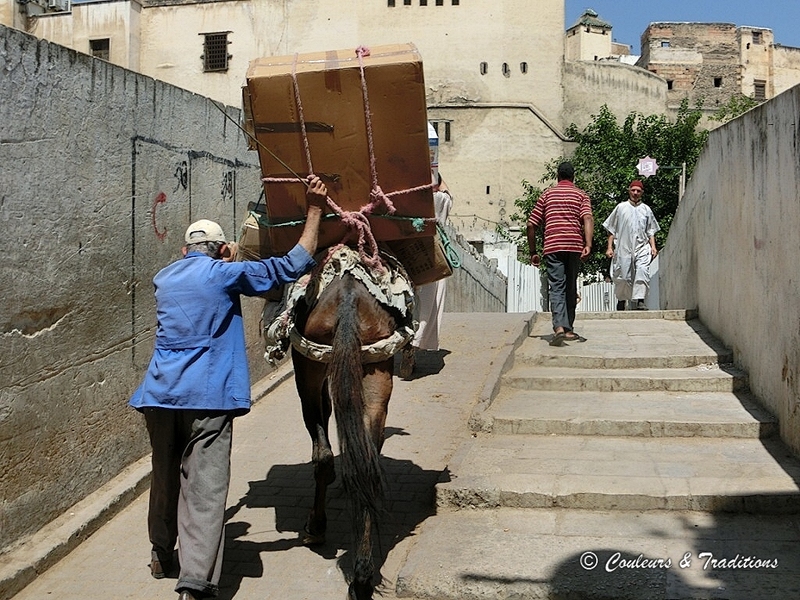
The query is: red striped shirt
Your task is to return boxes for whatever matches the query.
[527,180,592,255]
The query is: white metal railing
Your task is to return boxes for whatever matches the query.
[504,256,660,313]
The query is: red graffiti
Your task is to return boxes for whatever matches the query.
[152,192,168,241]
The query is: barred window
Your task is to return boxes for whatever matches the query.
[754,80,766,101]
[202,32,231,72]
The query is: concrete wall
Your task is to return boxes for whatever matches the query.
[442,224,507,313]
[562,60,667,130]
[0,24,265,552]
[660,85,800,455]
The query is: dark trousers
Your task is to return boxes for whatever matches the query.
[144,408,234,598]
[545,251,581,332]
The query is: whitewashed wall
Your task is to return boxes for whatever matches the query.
[660,84,800,455]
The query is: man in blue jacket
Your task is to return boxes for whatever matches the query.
[130,176,328,600]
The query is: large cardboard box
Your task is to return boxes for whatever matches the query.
[242,44,436,255]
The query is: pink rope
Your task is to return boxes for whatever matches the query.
[260,45,436,271]
[291,53,315,175]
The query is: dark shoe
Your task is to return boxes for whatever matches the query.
[564,331,581,342]
[635,299,647,310]
[549,331,566,346]
[150,555,167,580]
[399,346,415,380]
[150,549,175,579]
[616,300,626,311]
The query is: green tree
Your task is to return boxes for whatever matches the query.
[501,99,709,280]
[709,94,762,124]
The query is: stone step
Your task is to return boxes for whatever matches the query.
[396,507,800,600]
[485,390,777,438]
[519,317,733,369]
[515,350,734,370]
[436,434,800,513]
[502,365,749,393]
[575,309,698,321]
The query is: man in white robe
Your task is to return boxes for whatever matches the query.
[603,180,660,310]
[399,175,453,379]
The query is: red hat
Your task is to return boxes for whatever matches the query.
[629,180,644,190]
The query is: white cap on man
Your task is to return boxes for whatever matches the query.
[184,219,227,244]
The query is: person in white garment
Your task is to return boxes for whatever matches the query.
[602,180,660,311]
[400,174,453,379]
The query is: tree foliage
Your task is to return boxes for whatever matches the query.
[709,94,762,124]
[501,99,709,280]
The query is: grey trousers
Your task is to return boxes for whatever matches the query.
[545,251,581,332]
[144,408,234,598]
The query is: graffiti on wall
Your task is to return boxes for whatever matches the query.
[130,136,260,365]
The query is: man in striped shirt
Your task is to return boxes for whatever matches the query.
[526,161,594,346]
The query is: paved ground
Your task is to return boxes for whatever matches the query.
[6,312,532,600]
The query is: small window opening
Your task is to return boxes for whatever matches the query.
[444,121,451,142]
[753,31,763,45]
[404,0,411,5]
[201,32,231,72]
[435,0,443,5]
[420,0,427,4]
[661,41,670,48]
[388,0,395,6]
[667,80,674,90]
[90,38,110,61]
[520,62,528,74]
[486,186,491,194]
[714,77,723,88]
[452,0,459,4]
[480,61,488,75]
[502,62,510,77]
[754,80,766,101]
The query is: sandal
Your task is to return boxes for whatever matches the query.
[549,331,566,346]
[564,331,581,341]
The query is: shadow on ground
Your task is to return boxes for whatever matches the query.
[217,441,440,599]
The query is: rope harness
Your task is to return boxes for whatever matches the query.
[260,46,435,270]
[263,245,416,365]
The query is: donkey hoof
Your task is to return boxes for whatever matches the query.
[301,529,326,546]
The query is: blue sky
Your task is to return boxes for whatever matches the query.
[566,1,800,53]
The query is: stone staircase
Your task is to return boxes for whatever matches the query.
[396,311,800,599]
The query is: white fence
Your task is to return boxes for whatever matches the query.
[503,255,660,313]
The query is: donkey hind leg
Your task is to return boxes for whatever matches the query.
[293,349,335,546]
[304,420,335,546]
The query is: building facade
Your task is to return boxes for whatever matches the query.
[6,2,691,247]
[13,0,568,245]
[638,22,800,112]
[565,8,631,62]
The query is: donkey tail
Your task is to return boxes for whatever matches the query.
[329,274,385,520]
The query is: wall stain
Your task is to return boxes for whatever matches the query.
[2,306,71,336]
